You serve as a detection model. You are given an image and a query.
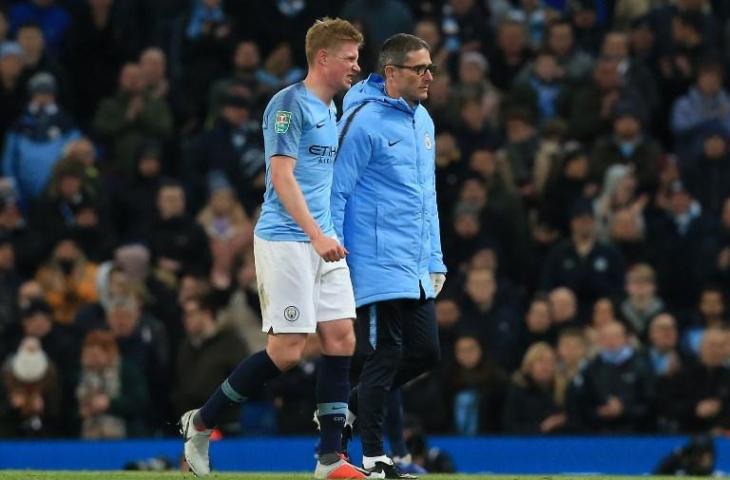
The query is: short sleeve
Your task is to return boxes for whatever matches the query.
[263,92,304,160]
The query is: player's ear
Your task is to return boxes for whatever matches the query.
[318,49,328,66]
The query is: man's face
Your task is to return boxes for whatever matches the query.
[182,300,206,336]
[614,116,640,139]
[0,243,14,270]
[700,330,727,367]
[699,291,724,318]
[107,304,140,338]
[157,186,185,219]
[599,322,627,352]
[698,71,722,96]
[703,135,727,159]
[119,64,144,95]
[548,24,573,56]
[234,42,259,70]
[601,33,629,60]
[465,269,495,305]
[649,314,677,350]
[0,54,23,78]
[324,41,361,92]
[388,48,434,103]
[17,27,43,58]
[571,213,595,239]
[140,50,166,84]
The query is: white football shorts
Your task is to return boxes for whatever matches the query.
[254,234,356,334]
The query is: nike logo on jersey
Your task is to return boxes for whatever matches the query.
[388,139,402,147]
[315,121,326,128]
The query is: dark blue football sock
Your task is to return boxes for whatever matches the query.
[195,350,281,430]
[316,355,351,456]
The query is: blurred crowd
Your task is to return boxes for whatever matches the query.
[0,0,729,440]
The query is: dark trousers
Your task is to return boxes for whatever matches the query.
[352,297,440,457]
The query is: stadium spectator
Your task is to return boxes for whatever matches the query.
[2,72,80,203]
[92,63,173,178]
[0,42,25,144]
[217,251,264,353]
[0,336,60,436]
[15,23,72,108]
[8,0,71,57]
[618,264,665,341]
[35,237,97,326]
[680,285,727,357]
[196,175,252,288]
[502,342,567,433]
[567,321,654,432]
[554,328,588,406]
[172,293,247,433]
[642,313,684,432]
[104,294,169,433]
[76,330,148,438]
[670,59,730,165]
[184,92,265,215]
[540,199,626,313]
[682,127,730,215]
[444,335,508,434]
[139,48,169,101]
[460,267,524,371]
[523,295,556,347]
[543,19,594,83]
[148,180,211,282]
[675,327,730,432]
[487,19,532,91]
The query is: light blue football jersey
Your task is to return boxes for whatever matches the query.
[255,82,339,242]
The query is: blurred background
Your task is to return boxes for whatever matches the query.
[0,0,729,474]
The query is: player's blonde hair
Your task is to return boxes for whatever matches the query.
[305,17,363,66]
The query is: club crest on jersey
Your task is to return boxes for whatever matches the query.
[275,111,292,134]
[284,305,300,322]
[424,133,433,150]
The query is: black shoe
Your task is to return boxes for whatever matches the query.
[366,461,418,479]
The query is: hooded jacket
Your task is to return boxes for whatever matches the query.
[331,74,446,307]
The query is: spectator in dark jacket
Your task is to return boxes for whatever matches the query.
[444,335,508,434]
[643,313,684,432]
[92,63,173,178]
[503,342,567,434]
[540,199,626,314]
[184,92,264,215]
[173,293,247,434]
[567,321,654,433]
[675,328,730,433]
[148,180,211,279]
[682,128,730,215]
[460,267,524,371]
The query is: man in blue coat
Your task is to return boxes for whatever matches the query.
[332,33,446,478]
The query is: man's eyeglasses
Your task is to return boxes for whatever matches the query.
[388,63,438,76]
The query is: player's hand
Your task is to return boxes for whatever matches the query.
[311,234,347,262]
[430,273,446,297]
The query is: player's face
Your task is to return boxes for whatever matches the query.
[394,48,434,103]
[327,41,361,91]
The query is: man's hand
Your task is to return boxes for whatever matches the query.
[311,234,347,262]
[696,399,721,418]
[430,273,446,297]
[597,396,623,418]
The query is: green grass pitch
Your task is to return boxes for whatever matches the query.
[0,473,711,480]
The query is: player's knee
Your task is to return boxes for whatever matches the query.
[321,328,356,356]
[271,349,302,371]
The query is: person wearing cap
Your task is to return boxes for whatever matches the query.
[184,90,264,215]
[540,197,626,316]
[92,62,173,178]
[0,42,25,143]
[1,70,80,203]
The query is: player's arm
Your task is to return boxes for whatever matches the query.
[332,113,372,243]
[270,155,346,262]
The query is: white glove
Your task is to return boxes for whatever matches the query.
[430,273,446,297]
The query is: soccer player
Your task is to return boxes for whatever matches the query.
[331,34,446,478]
[180,18,367,479]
